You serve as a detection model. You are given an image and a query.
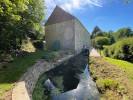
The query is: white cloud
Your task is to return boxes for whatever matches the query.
[45,0,108,18]
[61,3,72,13]
[88,0,103,7]
[45,0,56,18]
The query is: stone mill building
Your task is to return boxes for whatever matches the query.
[45,6,90,53]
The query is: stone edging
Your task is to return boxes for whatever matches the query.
[12,54,74,100]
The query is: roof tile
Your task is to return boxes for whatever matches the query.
[45,6,76,26]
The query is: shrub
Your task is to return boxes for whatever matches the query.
[96,78,118,93]
[103,79,118,90]
[0,53,13,62]
[33,40,44,49]
[117,85,126,95]
[103,48,108,57]
[103,37,133,62]
[96,78,105,92]
[95,37,110,46]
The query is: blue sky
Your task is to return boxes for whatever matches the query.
[45,0,133,33]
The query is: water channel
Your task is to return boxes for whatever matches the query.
[37,54,99,100]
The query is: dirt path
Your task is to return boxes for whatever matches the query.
[90,48,101,57]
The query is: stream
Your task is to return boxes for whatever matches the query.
[43,54,100,100]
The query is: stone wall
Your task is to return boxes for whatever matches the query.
[45,19,90,54]
[75,19,90,54]
[12,54,74,100]
[45,19,75,52]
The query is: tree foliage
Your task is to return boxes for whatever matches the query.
[103,37,133,62]
[95,31,106,37]
[95,37,110,46]
[91,26,101,39]
[0,0,45,54]
[92,36,110,49]
[125,0,131,4]
[91,27,133,48]
[107,30,115,44]
[91,26,115,47]
[114,28,132,41]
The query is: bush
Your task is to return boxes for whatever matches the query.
[117,85,126,95]
[103,79,118,90]
[0,53,13,62]
[33,40,44,49]
[93,36,110,50]
[96,78,118,92]
[103,37,133,62]
[103,48,108,57]
[95,37,110,45]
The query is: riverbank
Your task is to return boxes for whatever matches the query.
[89,56,133,100]
[32,53,87,100]
[0,50,46,100]
[12,50,74,100]
[33,53,99,100]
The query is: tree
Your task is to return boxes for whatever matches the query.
[21,0,45,40]
[95,31,107,37]
[125,0,131,4]
[0,0,29,53]
[0,0,45,54]
[91,26,101,39]
[107,30,115,44]
[114,28,132,41]
[115,0,131,4]
[94,36,110,49]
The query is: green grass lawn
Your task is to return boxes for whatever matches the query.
[0,50,46,95]
[101,51,133,80]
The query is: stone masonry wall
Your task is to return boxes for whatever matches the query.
[45,19,75,52]
[75,19,90,54]
[12,54,74,100]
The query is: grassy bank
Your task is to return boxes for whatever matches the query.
[32,74,50,100]
[89,56,133,100]
[0,50,46,99]
[101,51,133,81]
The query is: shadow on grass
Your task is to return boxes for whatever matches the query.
[0,50,47,94]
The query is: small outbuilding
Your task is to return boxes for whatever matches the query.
[45,6,90,53]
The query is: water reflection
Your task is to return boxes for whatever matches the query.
[45,54,87,93]
[44,54,99,100]
[53,64,100,100]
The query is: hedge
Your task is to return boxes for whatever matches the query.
[103,37,133,62]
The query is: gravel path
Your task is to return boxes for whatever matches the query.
[90,48,101,57]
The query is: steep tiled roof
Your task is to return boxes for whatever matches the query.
[45,6,76,26]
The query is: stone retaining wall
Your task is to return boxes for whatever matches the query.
[12,54,74,100]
